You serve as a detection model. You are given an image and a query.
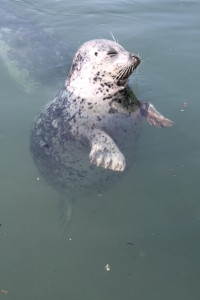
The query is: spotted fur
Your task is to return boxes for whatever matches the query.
[30,39,172,195]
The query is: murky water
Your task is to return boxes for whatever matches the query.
[0,0,200,299]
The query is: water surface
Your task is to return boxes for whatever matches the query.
[0,1,200,299]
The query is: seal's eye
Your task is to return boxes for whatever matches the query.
[94,52,98,56]
[107,49,117,56]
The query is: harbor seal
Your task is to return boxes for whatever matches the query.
[0,2,72,93]
[30,39,172,195]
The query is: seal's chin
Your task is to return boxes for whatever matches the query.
[117,78,129,86]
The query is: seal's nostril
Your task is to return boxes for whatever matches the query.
[130,53,141,63]
[136,57,141,65]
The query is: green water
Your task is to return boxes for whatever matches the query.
[0,1,200,299]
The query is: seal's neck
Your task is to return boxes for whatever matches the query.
[65,70,125,99]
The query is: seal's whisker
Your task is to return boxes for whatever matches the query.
[113,58,140,81]
[116,68,126,80]
[127,66,131,76]
[124,67,129,78]
[115,64,135,80]
[109,32,117,43]
[115,68,124,79]
[117,68,127,80]
[130,66,134,73]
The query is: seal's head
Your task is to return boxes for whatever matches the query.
[65,39,141,98]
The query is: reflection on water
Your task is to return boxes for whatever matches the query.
[0,0,200,299]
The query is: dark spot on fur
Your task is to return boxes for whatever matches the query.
[105,82,112,88]
[108,107,118,114]
[103,95,112,100]
[95,52,98,56]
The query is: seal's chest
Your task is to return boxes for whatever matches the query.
[103,109,142,156]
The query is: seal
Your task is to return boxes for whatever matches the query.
[30,39,172,195]
[0,2,72,93]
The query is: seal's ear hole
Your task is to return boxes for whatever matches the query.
[95,52,98,56]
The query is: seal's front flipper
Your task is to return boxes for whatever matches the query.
[140,101,173,128]
[89,130,126,171]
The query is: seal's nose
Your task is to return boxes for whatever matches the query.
[130,53,141,65]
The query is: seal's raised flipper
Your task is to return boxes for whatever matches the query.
[140,101,173,128]
[89,130,126,171]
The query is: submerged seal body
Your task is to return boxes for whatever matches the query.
[30,39,172,195]
[0,2,71,93]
